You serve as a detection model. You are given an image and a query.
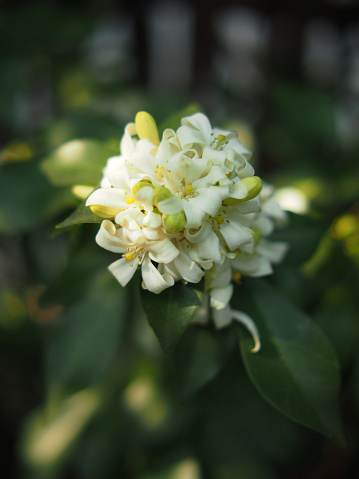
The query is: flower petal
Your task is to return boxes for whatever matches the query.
[86,187,127,210]
[96,220,128,253]
[174,251,204,283]
[256,239,288,264]
[219,221,252,250]
[108,256,140,287]
[182,199,207,227]
[210,284,233,310]
[189,188,222,216]
[147,238,180,263]
[157,195,184,214]
[141,256,175,293]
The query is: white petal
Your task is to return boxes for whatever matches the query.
[120,123,136,157]
[181,113,212,144]
[219,221,252,250]
[106,164,130,190]
[147,238,180,263]
[189,188,222,216]
[157,195,183,214]
[141,256,175,293]
[231,309,261,353]
[209,262,232,289]
[228,180,248,200]
[236,198,260,214]
[134,185,154,210]
[108,256,139,287]
[96,220,128,253]
[143,211,162,228]
[177,125,206,150]
[253,216,274,236]
[184,222,211,243]
[182,199,207,227]
[174,251,204,283]
[211,305,232,329]
[232,255,273,277]
[192,165,229,189]
[256,239,288,264]
[86,188,127,210]
[198,230,221,263]
[210,284,233,310]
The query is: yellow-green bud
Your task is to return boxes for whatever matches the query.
[135,111,160,146]
[153,186,173,206]
[164,212,186,233]
[89,205,122,218]
[132,181,153,198]
[223,176,263,205]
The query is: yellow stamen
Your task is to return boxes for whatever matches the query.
[156,166,163,175]
[217,134,226,142]
[124,253,134,261]
[232,272,241,282]
[185,184,194,193]
[89,205,122,219]
[135,111,160,146]
[226,172,232,178]
[126,196,135,204]
[215,216,224,224]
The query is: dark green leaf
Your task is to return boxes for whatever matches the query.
[41,139,115,187]
[0,160,72,235]
[237,279,345,445]
[56,201,102,229]
[141,281,205,353]
[46,273,126,394]
[173,325,236,397]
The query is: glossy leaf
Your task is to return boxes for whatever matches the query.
[46,273,126,394]
[173,325,236,397]
[237,279,345,445]
[0,160,72,235]
[56,201,102,230]
[141,281,204,353]
[41,139,115,187]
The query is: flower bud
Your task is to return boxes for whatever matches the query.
[135,111,160,146]
[223,176,263,205]
[153,186,173,206]
[89,205,122,218]
[164,212,186,233]
[132,181,153,198]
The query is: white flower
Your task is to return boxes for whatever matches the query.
[86,111,288,352]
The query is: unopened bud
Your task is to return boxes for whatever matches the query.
[164,211,186,233]
[153,186,173,206]
[135,111,160,146]
[223,176,263,205]
[89,205,122,219]
[132,181,153,198]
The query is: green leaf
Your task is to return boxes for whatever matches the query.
[56,201,102,229]
[46,273,126,394]
[141,281,205,353]
[173,325,236,397]
[41,139,115,187]
[158,103,201,135]
[237,279,345,445]
[270,212,330,266]
[0,160,72,235]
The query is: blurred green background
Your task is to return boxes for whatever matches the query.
[0,1,359,478]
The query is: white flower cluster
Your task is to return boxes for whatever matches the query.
[86,112,287,351]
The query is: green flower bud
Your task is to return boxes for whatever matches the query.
[223,176,263,205]
[153,186,173,206]
[132,181,153,198]
[164,211,186,233]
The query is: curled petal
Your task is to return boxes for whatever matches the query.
[174,251,204,283]
[198,230,221,263]
[182,199,207,228]
[86,188,127,210]
[210,284,233,310]
[157,195,184,214]
[231,309,261,353]
[256,239,289,264]
[181,112,212,144]
[147,238,180,264]
[189,188,222,216]
[141,256,175,293]
[108,256,140,287]
[96,220,128,253]
[219,221,252,250]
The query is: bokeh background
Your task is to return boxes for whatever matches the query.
[1,0,359,478]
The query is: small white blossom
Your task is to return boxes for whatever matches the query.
[86,111,288,352]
